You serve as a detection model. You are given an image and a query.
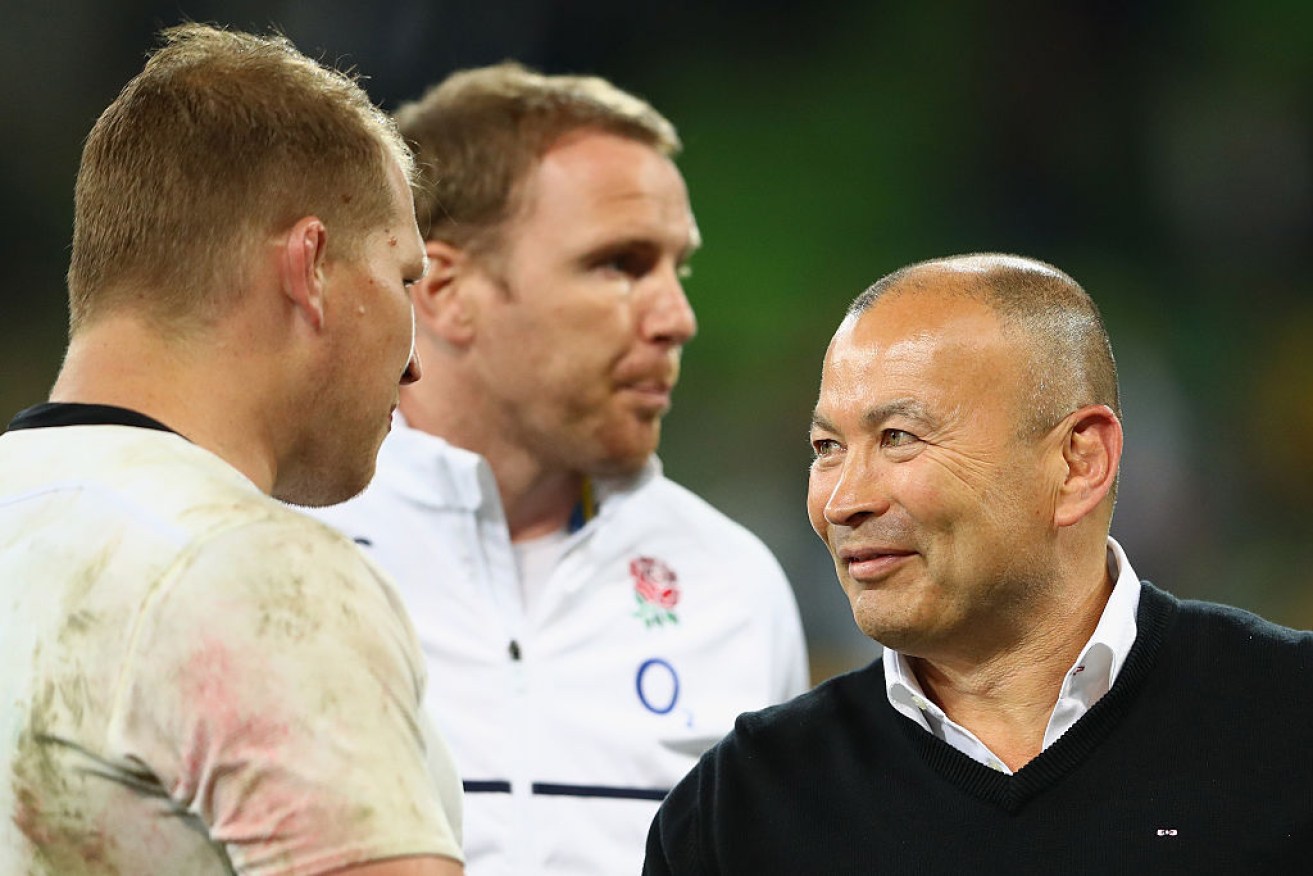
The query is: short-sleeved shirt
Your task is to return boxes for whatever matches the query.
[0,407,462,874]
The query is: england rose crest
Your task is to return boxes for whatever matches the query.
[631,556,679,627]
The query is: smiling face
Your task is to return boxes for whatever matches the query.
[806,278,1068,658]
[462,131,699,476]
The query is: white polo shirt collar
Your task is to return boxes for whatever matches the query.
[374,412,660,529]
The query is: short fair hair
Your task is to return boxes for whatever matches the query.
[393,61,680,255]
[850,253,1121,438]
[67,23,413,332]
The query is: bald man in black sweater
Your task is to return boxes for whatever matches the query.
[645,254,1313,874]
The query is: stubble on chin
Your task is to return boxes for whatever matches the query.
[274,430,382,509]
[572,411,662,478]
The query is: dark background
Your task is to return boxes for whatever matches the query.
[4,1,1311,680]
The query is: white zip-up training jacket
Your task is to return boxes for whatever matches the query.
[311,417,808,875]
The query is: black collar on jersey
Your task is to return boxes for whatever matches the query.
[6,402,176,435]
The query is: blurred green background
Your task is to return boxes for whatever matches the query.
[4,1,1312,681]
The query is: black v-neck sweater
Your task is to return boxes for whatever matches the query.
[645,583,1313,874]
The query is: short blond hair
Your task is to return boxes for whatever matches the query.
[67,23,413,332]
[394,61,680,255]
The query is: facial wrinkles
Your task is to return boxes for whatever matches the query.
[906,342,1051,595]
[811,399,909,551]
[825,315,1011,527]
[902,316,1020,466]
[834,507,918,557]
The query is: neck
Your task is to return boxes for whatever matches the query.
[498,462,583,541]
[399,380,583,542]
[910,556,1114,771]
[51,315,281,494]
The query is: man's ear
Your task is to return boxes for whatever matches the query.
[412,238,477,345]
[279,217,329,331]
[1054,404,1123,528]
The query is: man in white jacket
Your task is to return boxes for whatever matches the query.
[311,62,808,875]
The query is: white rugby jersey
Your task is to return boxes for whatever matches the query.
[0,406,462,874]
[312,416,808,876]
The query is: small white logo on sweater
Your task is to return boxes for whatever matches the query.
[1156,829,1178,836]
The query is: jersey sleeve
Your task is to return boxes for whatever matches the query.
[107,514,463,875]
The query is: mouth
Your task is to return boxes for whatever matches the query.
[837,545,916,582]
[619,379,675,414]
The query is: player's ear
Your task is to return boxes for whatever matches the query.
[279,217,329,331]
[412,238,478,346]
[1053,404,1122,528]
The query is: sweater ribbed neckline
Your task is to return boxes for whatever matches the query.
[892,582,1178,812]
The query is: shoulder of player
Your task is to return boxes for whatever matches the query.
[124,506,420,677]
[1166,587,1313,662]
[171,502,384,595]
[631,475,782,559]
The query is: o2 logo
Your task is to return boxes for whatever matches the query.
[635,658,680,715]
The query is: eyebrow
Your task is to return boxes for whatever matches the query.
[579,232,700,266]
[810,398,934,433]
[809,409,837,434]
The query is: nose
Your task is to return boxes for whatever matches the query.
[401,347,422,385]
[819,453,890,528]
[401,304,422,385]
[640,266,697,347]
[399,346,420,386]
